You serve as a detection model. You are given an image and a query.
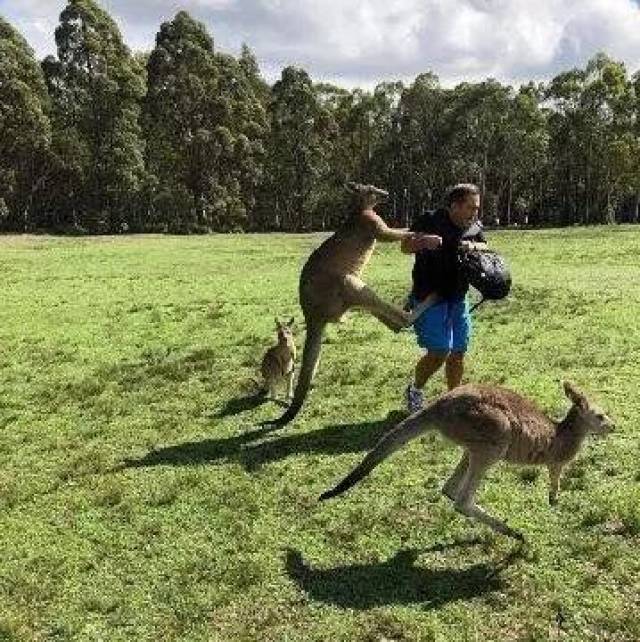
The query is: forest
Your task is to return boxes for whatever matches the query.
[2,0,640,234]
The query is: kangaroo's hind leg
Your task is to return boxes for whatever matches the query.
[268,378,277,400]
[343,274,411,332]
[442,451,469,501]
[453,450,525,541]
[285,368,295,402]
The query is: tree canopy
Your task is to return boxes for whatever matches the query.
[1,3,640,233]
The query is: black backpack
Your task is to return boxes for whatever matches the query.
[458,249,512,312]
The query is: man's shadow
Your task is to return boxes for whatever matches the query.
[285,540,524,610]
[121,411,405,472]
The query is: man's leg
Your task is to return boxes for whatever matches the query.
[406,351,448,413]
[405,299,451,412]
[445,352,464,390]
[415,351,448,389]
[447,298,471,390]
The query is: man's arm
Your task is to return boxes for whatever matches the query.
[400,209,442,253]
[401,234,443,253]
[460,226,488,252]
[460,240,488,252]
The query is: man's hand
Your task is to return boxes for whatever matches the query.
[402,233,442,253]
[460,240,487,252]
[415,234,443,250]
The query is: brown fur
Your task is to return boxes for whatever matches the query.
[320,381,614,541]
[266,182,421,427]
[260,318,296,401]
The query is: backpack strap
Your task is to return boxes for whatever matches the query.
[468,295,486,313]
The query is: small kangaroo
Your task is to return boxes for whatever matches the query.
[260,318,296,402]
[320,381,614,541]
[265,182,431,427]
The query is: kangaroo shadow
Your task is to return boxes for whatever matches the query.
[55,347,219,411]
[285,541,523,610]
[214,391,270,418]
[121,411,406,471]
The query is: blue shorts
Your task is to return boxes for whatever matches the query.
[410,295,471,353]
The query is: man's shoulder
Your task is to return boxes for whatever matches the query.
[410,208,444,231]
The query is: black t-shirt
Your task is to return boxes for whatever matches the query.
[409,208,486,300]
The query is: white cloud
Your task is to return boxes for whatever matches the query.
[2,0,640,87]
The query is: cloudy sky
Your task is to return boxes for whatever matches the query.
[3,0,640,88]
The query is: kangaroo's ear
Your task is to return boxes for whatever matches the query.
[345,181,358,192]
[288,317,295,327]
[275,317,281,328]
[563,380,588,410]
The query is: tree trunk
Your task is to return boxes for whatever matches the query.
[506,169,512,226]
[606,172,615,224]
[583,138,592,225]
[480,148,488,219]
[634,190,640,223]
[538,171,543,226]
[573,171,580,224]
[564,168,571,226]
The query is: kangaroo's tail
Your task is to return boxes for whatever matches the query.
[319,409,435,500]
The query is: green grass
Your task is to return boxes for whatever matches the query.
[0,228,638,641]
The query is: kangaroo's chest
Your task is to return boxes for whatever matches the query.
[349,240,376,275]
[504,431,554,465]
[308,230,376,277]
[332,234,376,276]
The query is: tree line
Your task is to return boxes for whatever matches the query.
[2,0,640,234]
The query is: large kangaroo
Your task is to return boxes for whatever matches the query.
[320,381,614,541]
[264,182,433,428]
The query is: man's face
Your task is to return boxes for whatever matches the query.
[450,194,480,229]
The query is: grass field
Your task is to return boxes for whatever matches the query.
[0,227,639,641]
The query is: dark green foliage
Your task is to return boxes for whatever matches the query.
[0,16,51,232]
[41,0,146,233]
[143,12,268,233]
[1,3,640,232]
[261,66,337,231]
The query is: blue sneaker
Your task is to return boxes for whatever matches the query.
[404,383,424,414]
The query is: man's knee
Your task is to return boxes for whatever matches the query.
[426,350,449,367]
[447,351,465,364]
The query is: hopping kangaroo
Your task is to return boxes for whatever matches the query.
[320,381,614,541]
[265,182,428,427]
[260,318,296,401]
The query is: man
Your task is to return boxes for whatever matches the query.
[401,183,487,413]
